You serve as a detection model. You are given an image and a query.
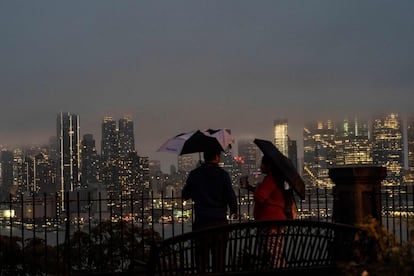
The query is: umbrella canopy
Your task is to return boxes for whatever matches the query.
[203,128,234,151]
[254,138,306,200]
[157,130,224,155]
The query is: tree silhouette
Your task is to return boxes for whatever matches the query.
[0,235,23,274]
[67,220,161,273]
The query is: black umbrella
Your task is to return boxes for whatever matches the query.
[157,130,224,155]
[254,138,306,200]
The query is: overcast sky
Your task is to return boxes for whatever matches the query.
[1,1,414,172]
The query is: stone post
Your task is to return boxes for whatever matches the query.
[329,166,386,225]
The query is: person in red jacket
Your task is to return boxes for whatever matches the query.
[243,155,287,220]
[241,155,294,268]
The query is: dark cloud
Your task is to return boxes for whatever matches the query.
[1,1,414,172]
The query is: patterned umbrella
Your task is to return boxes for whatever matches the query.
[203,128,234,151]
[157,130,224,155]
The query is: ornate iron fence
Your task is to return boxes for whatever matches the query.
[0,187,413,273]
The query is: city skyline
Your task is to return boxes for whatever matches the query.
[2,1,414,172]
[0,112,411,174]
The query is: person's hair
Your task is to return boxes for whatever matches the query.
[261,155,273,168]
[261,155,285,183]
[203,150,220,161]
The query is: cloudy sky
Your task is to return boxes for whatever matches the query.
[1,1,414,172]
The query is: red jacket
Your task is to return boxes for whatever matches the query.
[253,174,286,220]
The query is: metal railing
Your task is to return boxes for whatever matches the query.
[0,187,413,274]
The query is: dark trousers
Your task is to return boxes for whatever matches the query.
[193,220,229,274]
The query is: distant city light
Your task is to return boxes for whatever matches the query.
[234,156,245,164]
[2,209,15,218]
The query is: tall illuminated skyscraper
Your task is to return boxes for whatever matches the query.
[274,119,298,167]
[101,116,119,196]
[57,112,81,208]
[274,119,288,156]
[101,115,138,197]
[118,115,135,158]
[118,115,136,195]
[274,119,299,190]
[12,148,24,196]
[405,115,414,186]
[372,113,404,187]
[407,115,414,172]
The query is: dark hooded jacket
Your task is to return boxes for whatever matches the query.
[182,162,238,228]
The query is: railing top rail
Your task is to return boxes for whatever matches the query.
[157,219,360,245]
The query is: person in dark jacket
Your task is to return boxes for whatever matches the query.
[182,149,238,273]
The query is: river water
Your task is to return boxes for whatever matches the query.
[1,216,412,247]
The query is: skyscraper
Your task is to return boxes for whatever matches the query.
[274,119,298,169]
[101,115,138,197]
[118,115,136,195]
[288,139,298,169]
[101,116,119,196]
[33,152,56,194]
[12,148,24,197]
[274,119,299,191]
[404,115,414,186]
[237,139,261,175]
[220,149,238,186]
[119,150,141,195]
[372,113,404,187]
[407,115,414,172]
[274,119,288,157]
[81,134,101,189]
[303,120,335,188]
[57,112,80,206]
[0,150,14,201]
[118,115,135,158]
[334,117,372,166]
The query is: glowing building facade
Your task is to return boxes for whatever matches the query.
[303,120,335,188]
[101,116,119,196]
[57,112,80,207]
[407,115,414,172]
[334,117,372,166]
[372,113,404,187]
[274,119,289,157]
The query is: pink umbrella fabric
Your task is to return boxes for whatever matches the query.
[203,128,234,151]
